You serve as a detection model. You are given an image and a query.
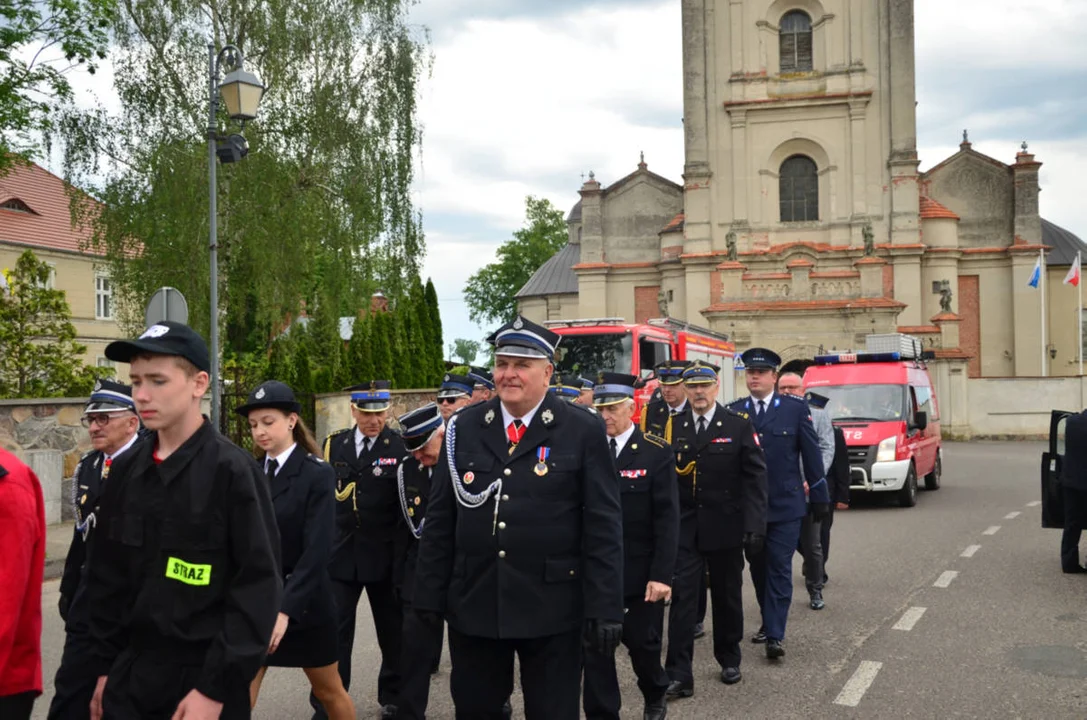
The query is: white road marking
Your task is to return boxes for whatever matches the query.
[893,606,927,631]
[833,661,884,707]
[961,544,981,558]
[1026,500,1041,507]
[934,570,959,588]
[983,525,1001,535]
[1004,511,1021,519]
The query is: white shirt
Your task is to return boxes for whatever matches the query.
[751,391,775,416]
[355,427,377,456]
[105,432,140,463]
[667,399,688,416]
[692,403,717,431]
[500,396,547,434]
[265,443,297,476]
[608,422,637,456]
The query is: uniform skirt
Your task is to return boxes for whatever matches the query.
[266,591,338,668]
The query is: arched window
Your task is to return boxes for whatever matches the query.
[780,155,819,222]
[780,11,813,73]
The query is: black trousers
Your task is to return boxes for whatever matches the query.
[448,626,582,720]
[47,630,98,719]
[102,648,250,719]
[799,514,824,592]
[0,692,36,720]
[1061,486,1087,570]
[666,543,746,686]
[311,576,402,718]
[583,597,668,720]
[397,605,445,720]
[697,570,708,625]
[821,507,835,579]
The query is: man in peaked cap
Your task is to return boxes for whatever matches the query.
[729,348,829,661]
[576,377,595,407]
[393,403,447,720]
[413,315,624,719]
[549,373,583,403]
[50,381,143,720]
[468,367,495,404]
[316,380,406,720]
[582,373,678,720]
[640,360,692,443]
[665,361,767,697]
[437,373,474,421]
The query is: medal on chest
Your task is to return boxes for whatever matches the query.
[535,446,550,477]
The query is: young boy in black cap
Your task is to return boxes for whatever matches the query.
[86,321,282,720]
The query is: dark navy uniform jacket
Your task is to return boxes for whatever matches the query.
[59,449,106,631]
[413,392,624,639]
[615,428,679,599]
[264,446,336,627]
[393,457,432,605]
[325,425,406,584]
[729,393,829,523]
[671,403,768,550]
[1062,411,1087,491]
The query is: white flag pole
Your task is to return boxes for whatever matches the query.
[1041,248,1047,377]
[1079,251,1083,376]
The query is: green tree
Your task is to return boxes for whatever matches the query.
[61,0,429,352]
[370,311,395,384]
[0,250,108,397]
[448,338,481,366]
[424,278,444,367]
[463,196,567,326]
[266,335,295,387]
[0,0,115,172]
[344,314,373,384]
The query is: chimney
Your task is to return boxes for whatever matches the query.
[370,291,389,314]
[579,171,604,264]
[1012,142,1042,245]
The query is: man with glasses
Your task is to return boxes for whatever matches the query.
[437,373,474,422]
[49,380,141,720]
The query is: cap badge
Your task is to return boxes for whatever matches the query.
[140,324,170,339]
[513,317,524,330]
[444,374,451,382]
[93,379,102,392]
[541,408,554,425]
[485,409,495,425]
[597,372,605,384]
[255,387,266,400]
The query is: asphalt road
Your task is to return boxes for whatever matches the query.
[32,441,1087,719]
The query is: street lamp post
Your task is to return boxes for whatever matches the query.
[208,43,264,430]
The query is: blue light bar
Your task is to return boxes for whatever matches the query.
[814,351,904,365]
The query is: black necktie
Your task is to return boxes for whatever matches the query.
[697,416,707,436]
[610,438,618,458]
[266,459,278,480]
[757,400,766,417]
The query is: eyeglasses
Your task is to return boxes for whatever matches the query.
[81,413,126,428]
[436,397,462,405]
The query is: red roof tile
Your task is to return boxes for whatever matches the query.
[785,257,815,269]
[661,213,685,234]
[703,297,906,314]
[0,161,102,255]
[897,325,940,334]
[919,196,960,220]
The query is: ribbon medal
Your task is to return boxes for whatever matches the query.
[535,447,550,477]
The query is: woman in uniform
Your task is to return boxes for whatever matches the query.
[238,381,356,719]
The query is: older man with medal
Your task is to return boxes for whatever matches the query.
[412,315,624,719]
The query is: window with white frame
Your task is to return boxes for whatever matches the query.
[95,274,113,319]
[96,356,115,369]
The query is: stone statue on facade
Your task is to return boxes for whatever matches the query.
[939,285,953,313]
[862,223,875,256]
[725,231,738,261]
[657,289,668,318]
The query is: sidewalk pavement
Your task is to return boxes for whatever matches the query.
[44,522,71,582]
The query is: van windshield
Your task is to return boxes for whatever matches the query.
[813,384,907,422]
[554,332,633,375]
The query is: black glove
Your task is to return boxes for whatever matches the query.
[743,532,765,555]
[583,619,623,655]
[58,593,70,622]
[414,608,443,631]
[810,502,830,522]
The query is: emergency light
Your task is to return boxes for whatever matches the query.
[814,351,934,365]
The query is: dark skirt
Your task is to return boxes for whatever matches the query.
[265,593,338,669]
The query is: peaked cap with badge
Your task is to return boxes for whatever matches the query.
[84,379,136,415]
[235,380,302,417]
[487,315,561,360]
[740,347,782,371]
[438,373,474,399]
[578,377,595,391]
[344,380,392,412]
[654,360,692,386]
[592,372,637,407]
[105,320,210,372]
[399,403,444,452]
[682,360,721,385]
[549,373,583,400]
[468,367,495,391]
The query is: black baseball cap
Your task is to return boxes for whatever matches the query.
[105,321,211,373]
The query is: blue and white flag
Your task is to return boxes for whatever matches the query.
[1027,258,1042,288]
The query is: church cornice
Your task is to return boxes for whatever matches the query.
[703,297,906,316]
[724,91,871,113]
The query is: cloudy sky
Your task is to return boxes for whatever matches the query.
[54,0,1087,362]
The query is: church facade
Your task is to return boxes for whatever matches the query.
[517,0,1085,381]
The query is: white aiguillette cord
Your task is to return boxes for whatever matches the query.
[446,415,503,535]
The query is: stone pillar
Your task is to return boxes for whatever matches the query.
[26,449,63,525]
[730,109,748,227]
[855,256,887,297]
[1010,248,1045,376]
[849,98,868,225]
[717,261,746,300]
[932,312,961,349]
[683,259,714,322]
[887,0,921,248]
[1012,145,1042,245]
[579,173,604,264]
[891,249,923,325]
[576,265,609,319]
[681,0,713,256]
[787,257,814,298]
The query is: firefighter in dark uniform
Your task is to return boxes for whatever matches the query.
[438,373,475,423]
[468,367,495,404]
[582,373,678,720]
[239,381,355,719]
[549,373,582,403]
[86,321,281,720]
[413,315,625,719]
[49,381,142,720]
[316,380,406,720]
[576,376,595,407]
[639,360,691,441]
[729,348,829,660]
[665,362,767,697]
[1060,410,1087,572]
[392,403,446,719]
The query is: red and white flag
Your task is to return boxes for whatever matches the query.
[1063,254,1081,287]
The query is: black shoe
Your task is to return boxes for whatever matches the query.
[644,699,668,720]
[665,681,694,699]
[693,622,706,639]
[381,705,398,719]
[751,628,767,644]
[766,639,785,660]
[502,699,512,719]
[810,590,825,610]
[720,667,742,685]
[1062,564,1087,574]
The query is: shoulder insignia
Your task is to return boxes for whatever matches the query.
[306,453,325,464]
[725,407,749,419]
[642,432,667,448]
[781,393,805,403]
[542,408,555,424]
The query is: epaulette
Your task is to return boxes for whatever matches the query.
[305,453,326,464]
[642,432,667,448]
[725,406,749,420]
[781,393,806,403]
[329,427,353,438]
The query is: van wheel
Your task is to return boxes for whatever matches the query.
[898,463,918,508]
[924,451,942,491]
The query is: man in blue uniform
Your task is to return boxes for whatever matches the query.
[438,373,475,422]
[729,348,829,659]
[317,381,405,719]
[49,381,142,720]
[413,315,624,719]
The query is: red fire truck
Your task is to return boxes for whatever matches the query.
[543,317,737,413]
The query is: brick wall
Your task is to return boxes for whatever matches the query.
[882,265,895,298]
[958,275,981,377]
[633,285,661,323]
